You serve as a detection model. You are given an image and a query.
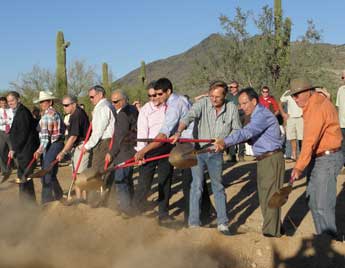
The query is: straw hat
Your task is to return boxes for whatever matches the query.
[33,91,58,104]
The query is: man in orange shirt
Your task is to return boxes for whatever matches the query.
[289,78,343,238]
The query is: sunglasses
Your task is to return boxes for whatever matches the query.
[62,103,73,107]
[155,92,164,96]
[148,94,157,98]
[112,99,121,104]
[342,77,345,80]
[230,86,238,89]
[89,95,96,99]
[262,91,269,93]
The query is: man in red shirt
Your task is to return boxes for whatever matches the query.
[259,86,280,115]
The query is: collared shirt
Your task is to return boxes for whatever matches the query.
[259,95,279,113]
[159,93,193,138]
[38,106,64,153]
[84,98,115,151]
[181,97,241,145]
[336,85,345,128]
[0,107,14,132]
[224,104,283,156]
[225,92,239,106]
[280,90,303,118]
[295,92,342,172]
[136,101,166,151]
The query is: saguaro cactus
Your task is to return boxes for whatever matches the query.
[137,60,146,101]
[102,62,111,97]
[56,31,70,98]
[273,0,291,92]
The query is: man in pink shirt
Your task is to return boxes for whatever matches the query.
[134,81,174,220]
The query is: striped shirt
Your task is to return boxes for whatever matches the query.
[181,96,241,145]
[38,106,64,153]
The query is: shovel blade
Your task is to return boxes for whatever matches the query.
[268,185,292,208]
[75,167,104,191]
[169,143,197,169]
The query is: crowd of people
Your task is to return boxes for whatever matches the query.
[0,73,344,239]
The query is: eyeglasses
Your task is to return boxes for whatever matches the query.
[148,94,157,98]
[112,99,121,104]
[62,103,73,107]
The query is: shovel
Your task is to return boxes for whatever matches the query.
[168,143,215,169]
[12,156,37,184]
[16,159,60,183]
[75,154,170,191]
[268,176,294,208]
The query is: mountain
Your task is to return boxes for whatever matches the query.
[115,33,345,98]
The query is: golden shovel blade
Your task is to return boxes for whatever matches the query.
[169,143,197,169]
[268,185,293,208]
[75,168,104,191]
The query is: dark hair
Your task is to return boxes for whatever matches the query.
[229,80,239,87]
[89,85,106,96]
[261,85,270,91]
[146,80,156,90]
[7,91,20,100]
[209,80,228,95]
[154,78,173,93]
[0,96,6,102]
[239,87,259,102]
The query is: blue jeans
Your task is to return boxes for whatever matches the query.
[41,141,64,204]
[113,166,134,214]
[189,152,228,226]
[306,151,343,235]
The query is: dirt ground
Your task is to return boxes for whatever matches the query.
[0,156,345,268]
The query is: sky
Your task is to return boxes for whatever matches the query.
[1,0,344,90]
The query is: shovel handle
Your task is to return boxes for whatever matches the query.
[6,156,12,168]
[136,138,215,143]
[115,154,170,169]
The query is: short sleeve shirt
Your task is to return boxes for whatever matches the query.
[280,90,303,118]
[336,85,345,128]
[68,107,90,146]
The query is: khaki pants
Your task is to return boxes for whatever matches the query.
[256,151,285,236]
[72,146,91,173]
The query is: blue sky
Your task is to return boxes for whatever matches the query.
[1,0,344,90]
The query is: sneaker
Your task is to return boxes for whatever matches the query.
[217,224,231,236]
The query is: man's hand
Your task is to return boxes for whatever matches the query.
[213,138,225,152]
[291,168,302,181]
[170,132,181,144]
[105,153,112,165]
[282,112,289,121]
[56,151,65,162]
[134,149,146,162]
[33,151,41,160]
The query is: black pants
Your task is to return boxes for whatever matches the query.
[181,168,213,225]
[16,152,36,203]
[135,157,173,218]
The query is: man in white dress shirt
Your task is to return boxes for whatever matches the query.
[0,96,13,179]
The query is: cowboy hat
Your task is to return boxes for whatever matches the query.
[33,91,58,104]
[286,78,318,96]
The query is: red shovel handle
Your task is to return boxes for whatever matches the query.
[135,138,215,143]
[115,154,170,169]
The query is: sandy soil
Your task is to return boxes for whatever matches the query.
[0,157,344,268]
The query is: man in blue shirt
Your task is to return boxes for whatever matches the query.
[214,87,285,237]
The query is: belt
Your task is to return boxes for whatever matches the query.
[256,149,282,161]
[315,147,341,158]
